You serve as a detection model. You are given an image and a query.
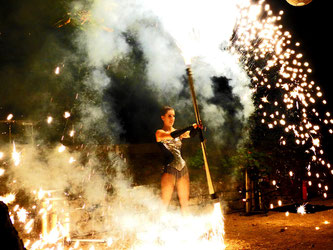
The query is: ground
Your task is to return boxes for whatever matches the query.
[224,198,333,250]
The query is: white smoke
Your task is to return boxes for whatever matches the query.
[73,0,254,138]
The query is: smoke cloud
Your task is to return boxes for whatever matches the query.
[72,0,254,145]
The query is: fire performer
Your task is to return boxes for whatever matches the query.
[155,106,201,214]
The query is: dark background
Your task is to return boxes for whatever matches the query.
[267,0,332,108]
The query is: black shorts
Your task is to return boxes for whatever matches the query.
[162,165,189,180]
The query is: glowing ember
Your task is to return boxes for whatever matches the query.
[0,151,4,159]
[7,113,13,121]
[37,189,45,200]
[0,168,5,176]
[25,219,34,233]
[69,157,76,164]
[12,141,21,166]
[58,144,66,153]
[285,211,289,217]
[106,237,113,247]
[69,130,75,137]
[55,66,60,75]
[17,207,28,223]
[47,116,53,124]
[297,205,306,215]
[64,111,71,118]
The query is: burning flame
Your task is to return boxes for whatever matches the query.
[0,193,16,204]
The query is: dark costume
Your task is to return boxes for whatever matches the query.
[157,126,198,180]
[0,201,26,250]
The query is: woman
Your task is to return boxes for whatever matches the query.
[155,106,200,214]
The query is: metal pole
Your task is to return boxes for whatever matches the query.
[245,168,251,213]
[186,67,216,198]
[8,123,12,143]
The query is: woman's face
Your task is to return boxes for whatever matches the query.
[161,109,175,128]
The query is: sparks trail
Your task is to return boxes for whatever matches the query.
[231,0,332,198]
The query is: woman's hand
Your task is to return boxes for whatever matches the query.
[193,122,203,130]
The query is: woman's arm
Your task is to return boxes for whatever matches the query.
[156,126,193,142]
[180,123,202,139]
[156,124,202,141]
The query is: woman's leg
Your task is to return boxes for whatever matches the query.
[161,173,175,207]
[176,173,190,215]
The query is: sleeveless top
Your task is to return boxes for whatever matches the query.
[158,137,186,171]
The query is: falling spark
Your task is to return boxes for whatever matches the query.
[233,0,332,197]
[278,200,282,206]
[25,219,34,233]
[297,205,306,215]
[17,208,28,223]
[69,157,76,164]
[58,145,66,153]
[0,152,4,159]
[315,226,320,230]
[55,66,60,75]
[37,189,45,200]
[47,116,53,124]
[64,111,71,118]
[12,141,21,166]
[0,168,4,176]
[7,113,13,121]
[69,130,75,137]
[324,221,330,225]
[285,211,289,217]
[74,241,80,248]
[106,238,113,247]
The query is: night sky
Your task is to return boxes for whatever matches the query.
[267,0,332,109]
[0,0,332,141]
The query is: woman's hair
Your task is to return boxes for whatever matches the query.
[160,106,174,116]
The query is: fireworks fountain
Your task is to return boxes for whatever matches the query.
[0,0,332,249]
